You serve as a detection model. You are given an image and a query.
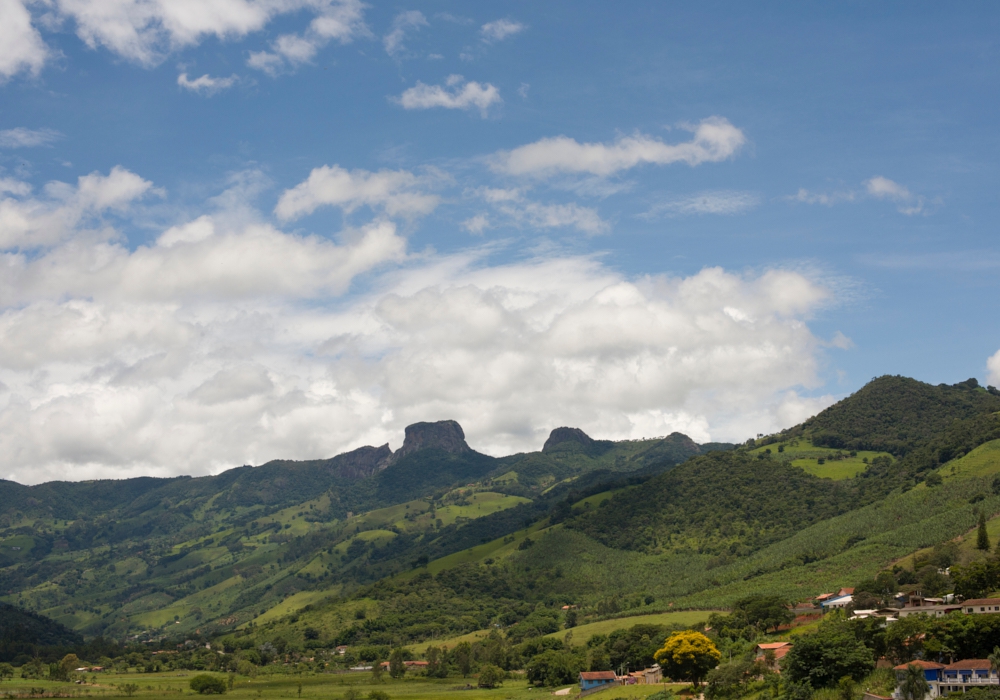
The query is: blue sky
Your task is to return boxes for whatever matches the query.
[1,1,999,482]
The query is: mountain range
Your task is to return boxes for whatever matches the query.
[2,374,1000,655]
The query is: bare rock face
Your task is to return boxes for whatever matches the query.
[329,444,393,479]
[379,420,471,468]
[542,427,594,452]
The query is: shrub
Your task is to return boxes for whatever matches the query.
[190,675,227,694]
[478,664,506,689]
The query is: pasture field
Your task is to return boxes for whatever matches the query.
[544,610,714,644]
[749,438,892,480]
[0,671,686,700]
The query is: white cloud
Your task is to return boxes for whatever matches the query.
[177,72,238,94]
[396,75,501,117]
[492,117,746,177]
[786,188,856,206]
[641,190,758,218]
[247,0,368,75]
[0,165,842,484]
[0,0,48,80]
[865,176,924,215]
[480,19,524,42]
[275,164,441,220]
[383,10,427,57]
[0,166,155,249]
[988,350,1000,387]
[0,127,61,148]
[468,187,608,235]
[461,213,490,235]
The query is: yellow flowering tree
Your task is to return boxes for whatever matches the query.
[653,630,721,687]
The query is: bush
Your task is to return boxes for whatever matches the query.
[190,675,227,694]
[478,664,506,689]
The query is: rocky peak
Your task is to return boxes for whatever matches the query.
[379,420,471,468]
[330,444,393,479]
[543,427,594,452]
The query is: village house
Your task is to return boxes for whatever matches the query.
[756,642,792,671]
[624,667,663,685]
[961,598,1000,614]
[579,671,617,693]
[893,659,1000,699]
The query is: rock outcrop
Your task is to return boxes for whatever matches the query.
[542,427,595,452]
[329,444,393,479]
[379,420,471,469]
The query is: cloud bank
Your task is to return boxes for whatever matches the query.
[0,163,841,484]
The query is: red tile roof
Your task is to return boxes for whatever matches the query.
[758,642,791,649]
[893,660,945,671]
[580,671,617,681]
[945,660,993,670]
[961,599,1000,607]
[840,587,856,595]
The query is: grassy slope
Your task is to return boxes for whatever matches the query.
[749,438,893,480]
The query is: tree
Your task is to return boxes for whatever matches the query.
[525,650,581,687]
[371,659,384,684]
[898,664,929,700]
[190,675,227,694]
[388,649,406,679]
[425,646,445,678]
[565,609,578,629]
[989,647,1000,679]
[478,664,506,689]
[0,663,14,681]
[733,595,795,633]
[654,631,721,687]
[59,654,81,679]
[979,512,991,551]
[118,684,140,697]
[782,626,874,687]
[453,642,473,678]
[952,559,1000,601]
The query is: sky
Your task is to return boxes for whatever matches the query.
[1,1,999,484]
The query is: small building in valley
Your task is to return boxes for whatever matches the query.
[579,671,617,693]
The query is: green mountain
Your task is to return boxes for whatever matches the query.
[0,418,715,640]
[4,373,1000,658]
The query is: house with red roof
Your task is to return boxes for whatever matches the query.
[579,671,618,693]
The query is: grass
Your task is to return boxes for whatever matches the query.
[751,438,892,481]
[0,670,689,700]
[545,610,714,644]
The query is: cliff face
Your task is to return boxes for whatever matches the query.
[380,420,471,468]
[329,444,393,479]
[542,427,595,452]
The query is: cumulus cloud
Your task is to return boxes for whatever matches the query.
[480,19,524,42]
[492,117,746,177]
[275,164,442,220]
[988,350,1000,387]
[3,0,368,78]
[0,166,155,249]
[0,0,48,80]
[0,127,61,148]
[865,176,924,215]
[247,0,368,74]
[0,164,842,484]
[177,72,238,94]
[396,75,501,116]
[641,190,759,218]
[383,10,427,57]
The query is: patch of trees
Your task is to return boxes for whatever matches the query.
[569,451,856,554]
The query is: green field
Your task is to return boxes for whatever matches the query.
[0,670,689,700]
[751,438,893,480]
[544,610,714,643]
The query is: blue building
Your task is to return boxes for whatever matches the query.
[579,671,617,693]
